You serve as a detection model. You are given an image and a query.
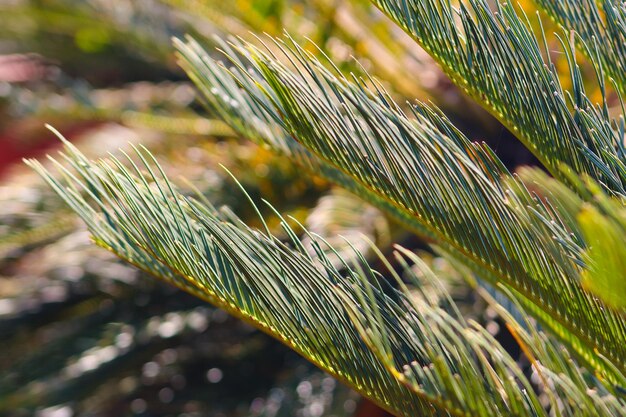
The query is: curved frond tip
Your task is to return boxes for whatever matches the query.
[371,0,626,195]
[26,138,625,416]
[175,34,626,383]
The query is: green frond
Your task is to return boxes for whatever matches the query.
[356,278,626,416]
[27,143,411,415]
[174,35,626,382]
[575,178,626,312]
[532,0,626,97]
[369,0,626,194]
[515,167,626,311]
[578,204,626,310]
[479,285,626,412]
[29,139,626,416]
[514,167,585,239]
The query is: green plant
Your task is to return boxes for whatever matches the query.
[27,0,626,416]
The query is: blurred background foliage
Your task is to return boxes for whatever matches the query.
[0,0,592,416]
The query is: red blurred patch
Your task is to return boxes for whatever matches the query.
[0,54,55,83]
[0,122,100,180]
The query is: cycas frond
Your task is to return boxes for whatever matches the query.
[516,167,626,312]
[28,140,626,417]
[355,254,626,416]
[479,286,626,414]
[514,167,586,239]
[532,0,626,97]
[578,203,626,311]
[26,140,424,416]
[370,0,626,194]
[174,35,626,382]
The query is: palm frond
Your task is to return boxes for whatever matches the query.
[356,253,626,416]
[27,138,617,417]
[513,167,585,239]
[369,0,626,194]
[26,139,425,416]
[516,167,626,311]
[479,284,626,412]
[578,203,626,311]
[532,0,626,97]
[174,35,626,382]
